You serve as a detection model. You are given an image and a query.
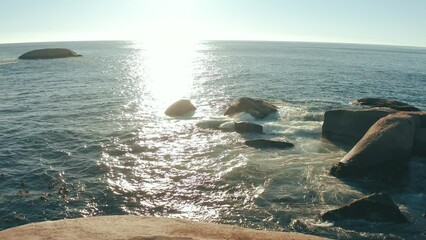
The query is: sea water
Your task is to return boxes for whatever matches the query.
[0,41,425,239]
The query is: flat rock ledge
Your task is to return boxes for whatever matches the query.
[0,215,326,240]
[352,97,421,112]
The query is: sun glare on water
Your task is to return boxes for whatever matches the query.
[130,39,200,115]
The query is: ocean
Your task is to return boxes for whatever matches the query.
[0,41,425,239]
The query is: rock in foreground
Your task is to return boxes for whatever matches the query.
[0,215,326,240]
[353,97,420,112]
[224,97,278,119]
[321,193,408,223]
[330,113,415,178]
[245,139,294,149]
[165,99,196,117]
[18,48,82,59]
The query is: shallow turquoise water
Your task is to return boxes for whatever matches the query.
[0,41,425,239]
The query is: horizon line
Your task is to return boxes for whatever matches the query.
[1,38,425,49]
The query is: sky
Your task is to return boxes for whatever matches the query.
[1,0,426,47]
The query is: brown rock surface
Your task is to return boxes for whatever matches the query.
[330,113,416,178]
[0,216,327,240]
[224,97,278,119]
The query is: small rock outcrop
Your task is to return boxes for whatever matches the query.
[321,193,409,223]
[165,99,196,117]
[330,113,416,178]
[353,97,420,112]
[18,48,82,59]
[224,97,278,119]
[234,121,263,133]
[322,109,395,146]
[245,139,294,149]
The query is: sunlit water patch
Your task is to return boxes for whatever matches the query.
[0,41,425,239]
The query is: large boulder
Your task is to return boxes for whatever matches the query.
[414,128,426,155]
[321,193,409,223]
[18,48,82,59]
[165,99,196,117]
[322,109,395,146]
[245,139,294,149]
[353,97,420,112]
[410,111,426,128]
[330,113,416,178]
[224,97,278,119]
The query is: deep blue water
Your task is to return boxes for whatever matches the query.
[0,41,425,239]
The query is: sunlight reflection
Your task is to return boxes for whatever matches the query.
[132,40,200,114]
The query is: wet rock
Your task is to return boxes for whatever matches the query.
[20,181,27,187]
[353,97,421,112]
[218,121,235,132]
[40,192,51,201]
[330,113,416,178]
[18,48,82,59]
[164,99,196,117]
[410,111,426,128]
[48,182,56,189]
[322,108,395,146]
[245,139,294,149]
[58,184,70,197]
[321,193,409,223]
[17,189,29,196]
[196,120,228,130]
[224,97,278,119]
[413,128,426,155]
[234,121,263,134]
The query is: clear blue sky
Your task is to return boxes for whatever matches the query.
[1,0,425,47]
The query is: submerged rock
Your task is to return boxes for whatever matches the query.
[18,48,82,59]
[353,97,420,112]
[196,120,228,130]
[321,193,409,223]
[224,97,278,119]
[165,99,196,117]
[234,121,263,133]
[218,121,236,132]
[330,113,416,179]
[217,121,263,133]
[245,139,294,149]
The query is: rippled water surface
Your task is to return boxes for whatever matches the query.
[0,41,425,239]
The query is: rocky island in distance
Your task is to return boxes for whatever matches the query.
[18,48,82,60]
